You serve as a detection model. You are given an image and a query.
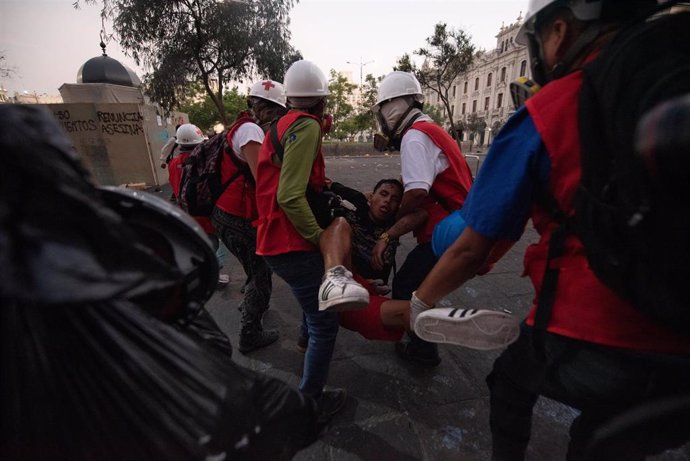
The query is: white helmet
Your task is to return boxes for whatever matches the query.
[249,79,287,108]
[284,60,330,97]
[175,123,205,146]
[373,71,423,110]
[516,0,603,45]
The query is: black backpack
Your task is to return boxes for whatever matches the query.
[178,117,254,217]
[536,11,690,340]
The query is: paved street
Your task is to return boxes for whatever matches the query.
[156,153,688,461]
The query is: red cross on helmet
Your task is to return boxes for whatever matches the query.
[249,79,287,108]
[175,123,206,146]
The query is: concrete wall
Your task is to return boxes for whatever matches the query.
[322,142,380,157]
[44,103,187,187]
[321,141,480,156]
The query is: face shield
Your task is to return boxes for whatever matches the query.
[519,12,551,87]
[520,1,604,87]
[526,31,550,87]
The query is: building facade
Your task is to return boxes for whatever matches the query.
[425,15,529,147]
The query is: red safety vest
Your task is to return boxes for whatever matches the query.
[405,121,474,244]
[215,113,258,220]
[255,110,326,256]
[167,151,188,199]
[524,69,690,353]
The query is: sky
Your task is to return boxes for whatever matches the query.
[0,0,527,96]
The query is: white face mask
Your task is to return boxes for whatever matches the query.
[378,98,411,133]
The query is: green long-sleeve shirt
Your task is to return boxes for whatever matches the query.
[275,116,323,246]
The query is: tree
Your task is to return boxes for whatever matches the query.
[491,119,505,133]
[0,53,17,79]
[326,70,356,141]
[396,22,475,143]
[489,119,505,144]
[178,85,247,132]
[77,0,301,125]
[354,73,381,139]
[394,54,414,73]
[465,113,487,151]
[424,104,447,126]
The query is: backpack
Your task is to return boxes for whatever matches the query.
[177,115,254,217]
[537,11,690,340]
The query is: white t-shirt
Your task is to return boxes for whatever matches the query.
[230,122,264,161]
[400,128,449,192]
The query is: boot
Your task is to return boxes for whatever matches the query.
[395,331,441,367]
[239,312,278,354]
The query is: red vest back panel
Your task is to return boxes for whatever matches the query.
[525,70,690,353]
[215,113,257,219]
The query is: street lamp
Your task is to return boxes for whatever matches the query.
[346,57,374,87]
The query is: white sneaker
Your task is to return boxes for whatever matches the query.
[318,265,369,312]
[217,273,230,287]
[414,307,520,351]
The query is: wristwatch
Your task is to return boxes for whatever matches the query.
[379,232,395,244]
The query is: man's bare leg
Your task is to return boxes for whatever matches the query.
[317,217,369,312]
[319,217,353,271]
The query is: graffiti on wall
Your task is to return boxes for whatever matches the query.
[53,109,144,136]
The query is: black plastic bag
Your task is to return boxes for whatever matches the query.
[0,105,323,460]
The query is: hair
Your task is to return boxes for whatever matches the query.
[251,97,287,127]
[373,178,403,195]
[287,96,327,115]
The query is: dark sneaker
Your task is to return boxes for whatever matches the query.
[297,334,308,353]
[239,329,279,354]
[395,333,441,367]
[317,388,347,419]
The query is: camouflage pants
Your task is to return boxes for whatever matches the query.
[211,208,272,319]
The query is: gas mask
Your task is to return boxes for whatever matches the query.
[373,97,421,152]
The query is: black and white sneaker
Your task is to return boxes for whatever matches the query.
[318,265,369,312]
[414,307,520,351]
